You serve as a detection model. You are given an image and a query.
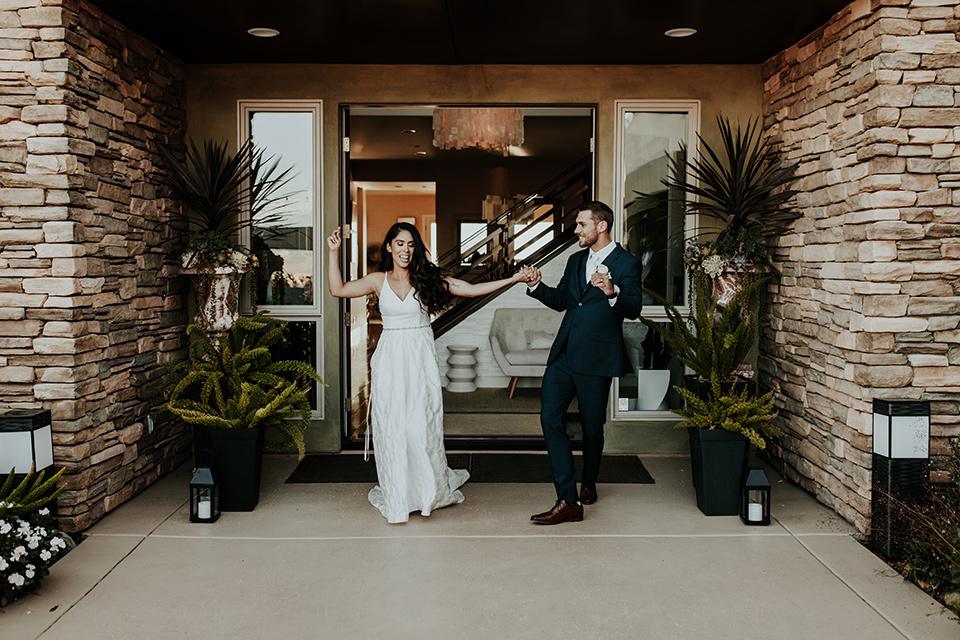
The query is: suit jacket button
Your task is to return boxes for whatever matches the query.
[578,302,583,306]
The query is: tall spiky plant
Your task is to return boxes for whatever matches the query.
[641,273,768,383]
[662,115,799,244]
[158,312,325,458]
[159,138,297,239]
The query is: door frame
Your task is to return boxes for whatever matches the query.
[338,103,597,450]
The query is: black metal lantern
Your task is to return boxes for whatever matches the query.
[740,468,771,526]
[0,409,54,477]
[189,467,220,523]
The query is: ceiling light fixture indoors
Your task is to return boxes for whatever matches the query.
[433,107,524,156]
[247,27,280,38]
[664,27,697,38]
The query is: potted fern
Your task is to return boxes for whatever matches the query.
[641,274,776,515]
[674,374,783,515]
[158,312,324,511]
[641,273,767,392]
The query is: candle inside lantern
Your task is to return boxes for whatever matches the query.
[198,499,211,520]
[747,502,763,522]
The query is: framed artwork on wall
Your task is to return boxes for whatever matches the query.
[397,217,416,224]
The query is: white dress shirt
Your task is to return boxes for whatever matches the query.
[528,242,619,305]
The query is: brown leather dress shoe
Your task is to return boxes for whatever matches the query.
[530,499,584,525]
[580,484,598,505]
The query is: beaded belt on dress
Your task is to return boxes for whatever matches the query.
[381,324,430,331]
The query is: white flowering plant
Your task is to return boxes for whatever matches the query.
[682,228,772,277]
[180,230,259,272]
[0,467,69,607]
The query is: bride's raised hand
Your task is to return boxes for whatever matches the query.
[327,227,342,252]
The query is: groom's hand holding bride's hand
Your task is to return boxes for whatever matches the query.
[523,266,542,287]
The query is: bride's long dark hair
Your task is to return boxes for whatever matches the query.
[378,222,451,316]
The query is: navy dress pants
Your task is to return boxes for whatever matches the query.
[539,348,612,504]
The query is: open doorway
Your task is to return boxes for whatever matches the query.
[340,105,594,448]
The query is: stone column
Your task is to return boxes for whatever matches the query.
[762,0,960,532]
[0,0,190,531]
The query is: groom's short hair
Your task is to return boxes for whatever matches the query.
[580,201,614,232]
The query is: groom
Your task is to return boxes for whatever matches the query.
[525,201,642,524]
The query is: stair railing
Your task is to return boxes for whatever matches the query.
[432,155,591,336]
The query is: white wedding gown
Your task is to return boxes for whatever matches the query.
[367,273,469,523]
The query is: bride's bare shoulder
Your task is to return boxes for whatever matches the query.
[367,271,387,294]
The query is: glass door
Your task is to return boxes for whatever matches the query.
[612,100,699,421]
[340,105,595,448]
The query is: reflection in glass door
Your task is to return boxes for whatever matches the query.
[341,105,595,447]
[614,101,699,419]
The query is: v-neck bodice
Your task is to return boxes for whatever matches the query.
[379,273,430,329]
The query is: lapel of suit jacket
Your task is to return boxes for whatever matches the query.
[575,249,589,299]
[602,244,624,275]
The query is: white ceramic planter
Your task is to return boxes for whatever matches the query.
[636,369,670,411]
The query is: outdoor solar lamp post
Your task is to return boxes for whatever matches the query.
[739,468,771,526]
[871,399,930,558]
[0,409,54,477]
[189,467,220,523]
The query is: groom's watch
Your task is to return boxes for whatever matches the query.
[606,284,620,299]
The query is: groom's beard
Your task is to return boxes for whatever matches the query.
[578,231,598,248]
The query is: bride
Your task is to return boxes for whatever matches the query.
[327,222,533,523]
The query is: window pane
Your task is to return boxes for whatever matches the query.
[272,320,319,410]
[459,221,488,265]
[621,111,688,307]
[249,111,315,306]
[617,321,682,412]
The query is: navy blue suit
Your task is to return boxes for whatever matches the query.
[527,243,642,504]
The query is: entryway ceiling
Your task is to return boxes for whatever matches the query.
[89,0,852,65]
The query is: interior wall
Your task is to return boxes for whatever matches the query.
[185,63,763,452]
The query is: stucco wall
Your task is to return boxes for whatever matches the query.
[761,0,960,532]
[0,0,190,531]
[185,63,763,452]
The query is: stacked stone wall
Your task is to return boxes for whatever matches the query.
[0,0,189,531]
[761,0,960,531]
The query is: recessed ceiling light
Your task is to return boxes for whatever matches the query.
[415,151,427,155]
[665,27,697,38]
[247,27,280,38]
[401,129,417,134]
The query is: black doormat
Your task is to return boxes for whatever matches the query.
[286,453,654,484]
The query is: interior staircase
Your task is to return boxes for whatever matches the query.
[432,155,591,337]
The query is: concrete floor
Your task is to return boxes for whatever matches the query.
[2,455,957,640]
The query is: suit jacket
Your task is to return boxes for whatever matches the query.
[527,243,643,377]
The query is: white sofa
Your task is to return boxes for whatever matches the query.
[489,307,561,398]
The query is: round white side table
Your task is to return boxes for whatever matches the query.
[446,345,479,392]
